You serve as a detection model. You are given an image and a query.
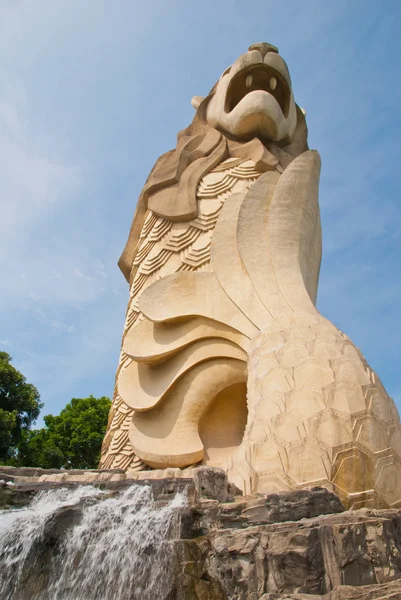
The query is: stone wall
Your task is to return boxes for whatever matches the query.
[1,466,401,599]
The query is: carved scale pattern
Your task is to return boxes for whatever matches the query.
[100,158,265,470]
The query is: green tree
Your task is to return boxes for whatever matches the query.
[0,352,42,461]
[17,396,111,469]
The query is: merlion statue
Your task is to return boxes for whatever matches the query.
[100,43,401,509]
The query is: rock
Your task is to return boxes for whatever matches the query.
[0,465,235,508]
[177,503,401,599]
[0,466,125,478]
[1,470,401,598]
[191,466,230,503]
[42,504,84,541]
[0,481,16,508]
[217,487,345,529]
[167,485,401,599]
[259,580,401,599]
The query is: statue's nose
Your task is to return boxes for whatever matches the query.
[248,42,278,58]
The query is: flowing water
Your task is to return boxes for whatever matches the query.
[0,484,186,600]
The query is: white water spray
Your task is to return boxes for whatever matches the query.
[0,484,186,600]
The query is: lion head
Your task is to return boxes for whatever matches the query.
[119,43,308,281]
[205,42,297,144]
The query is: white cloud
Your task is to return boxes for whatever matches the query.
[95,259,108,278]
[0,70,80,245]
[51,320,75,334]
[73,268,94,282]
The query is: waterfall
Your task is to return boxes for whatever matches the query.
[0,483,186,600]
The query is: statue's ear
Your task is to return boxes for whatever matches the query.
[191,96,204,110]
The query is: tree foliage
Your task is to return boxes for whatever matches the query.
[17,396,111,469]
[0,352,42,461]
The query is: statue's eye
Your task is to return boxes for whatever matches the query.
[221,66,232,79]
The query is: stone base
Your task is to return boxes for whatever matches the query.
[1,466,401,598]
[177,492,401,599]
[0,465,237,508]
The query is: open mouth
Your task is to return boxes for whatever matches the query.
[225,64,290,117]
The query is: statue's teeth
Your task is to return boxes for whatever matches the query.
[270,76,277,91]
[245,74,253,88]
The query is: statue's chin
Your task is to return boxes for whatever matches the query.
[208,92,295,144]
[220,112,282,143]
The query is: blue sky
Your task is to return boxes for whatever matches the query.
[0,1,400,425]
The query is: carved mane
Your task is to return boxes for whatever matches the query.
[118,94,308,281]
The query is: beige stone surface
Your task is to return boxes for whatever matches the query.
[206,45,297,143]
[100,43,401,509]
[129,359,246,467]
